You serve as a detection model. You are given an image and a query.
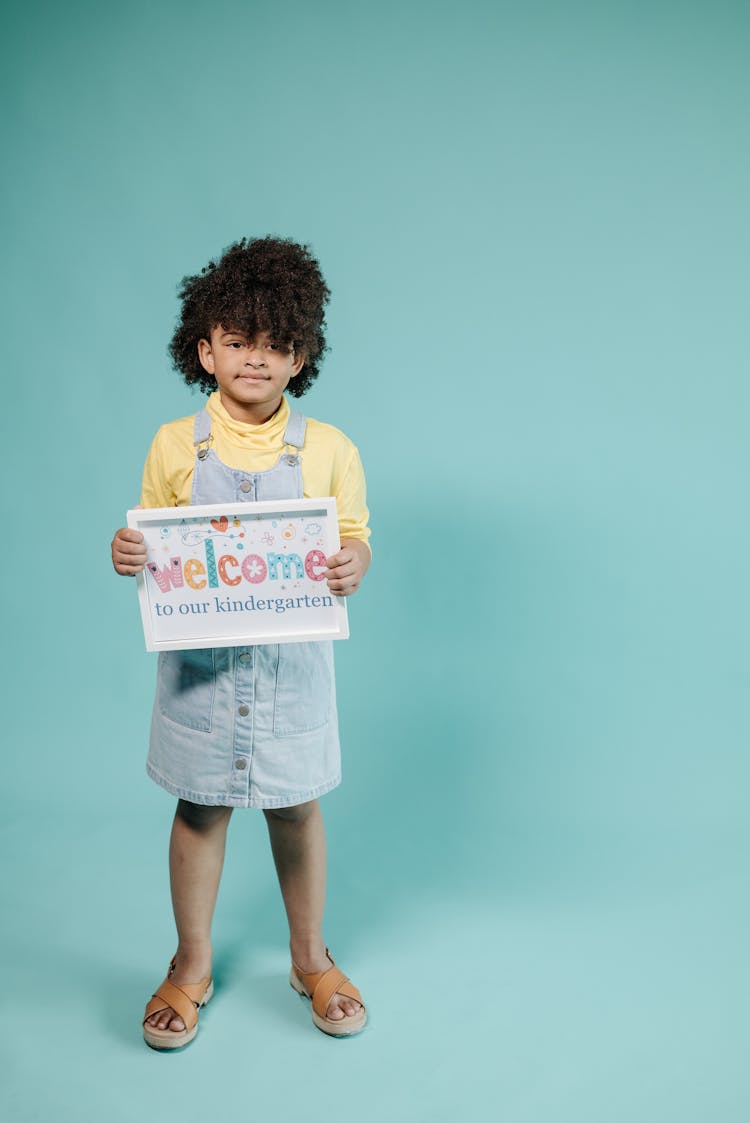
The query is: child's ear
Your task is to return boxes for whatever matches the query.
[290,350,306,377]
[197,338,215,374]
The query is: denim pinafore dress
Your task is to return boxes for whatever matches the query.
[146,406,341,809]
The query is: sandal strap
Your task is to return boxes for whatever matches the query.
[292,951,330,993]
[292,950,364,1021]
[308,966,363,1021]
[143,976,209,1031]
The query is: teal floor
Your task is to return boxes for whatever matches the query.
[3,801,746,1123]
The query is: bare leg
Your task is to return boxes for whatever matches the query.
[263,799,361,1020]
[145,799,232,1033]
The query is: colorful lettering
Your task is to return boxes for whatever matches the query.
[147,557,184,592]
[241,554,268,584]
[304,549,327,582]
[204,538,219,588]
[184,559,207,590]
[218,554,241,586]
[267,552,304,580]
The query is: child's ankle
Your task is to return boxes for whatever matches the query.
[290,939,328,971]
[174,942,213,970]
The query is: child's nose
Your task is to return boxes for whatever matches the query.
[246,344,266,364]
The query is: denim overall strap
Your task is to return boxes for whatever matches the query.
[193,408,212,459]
[189,406,307,505]
[193,407,305,453]
[282,410,307,451]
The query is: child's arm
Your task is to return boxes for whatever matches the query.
[325,538,370,597]
[111,525,147,575]
[324,437,371,597]
[111,425,176,576]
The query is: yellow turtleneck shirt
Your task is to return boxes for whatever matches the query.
[140,393,371,551]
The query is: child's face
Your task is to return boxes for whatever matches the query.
[197,325,305,421]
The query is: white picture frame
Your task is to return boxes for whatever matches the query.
[127,498,349,652]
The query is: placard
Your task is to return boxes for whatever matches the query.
[127,499,348,651]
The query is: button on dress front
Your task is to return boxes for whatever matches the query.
[146,407,341,809]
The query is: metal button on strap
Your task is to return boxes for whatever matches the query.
[285,454,299,466]
[235,758,247,770]
[238,704,250,716]
[240,480,252,493]
[239,652,251,664]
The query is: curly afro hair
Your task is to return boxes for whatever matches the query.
[169,236,330,397]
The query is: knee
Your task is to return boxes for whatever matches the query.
[263,798,317,824]
[176,799,232,830]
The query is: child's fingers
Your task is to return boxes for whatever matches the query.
[326,561,357,580]
[116,528,145,544]
[114,563,146,575]
[114,562,146,575]
[330,579,361,597]
[325,548,366,594]
[325,548,353,569]
[326,566,361,592]
[327,577,360,596]
[112,528,148,574]
[113,554,147,573]
[114,539,147,558]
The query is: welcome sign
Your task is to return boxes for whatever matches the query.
[128,498,348,651]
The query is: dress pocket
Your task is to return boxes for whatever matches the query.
[157,649,216,732]
[273,642,332,735]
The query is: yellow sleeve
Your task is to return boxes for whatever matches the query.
[140,418,196,508]
[332,444,371,553]
[140,427,178,508]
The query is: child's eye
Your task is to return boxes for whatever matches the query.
[228,341,245,349]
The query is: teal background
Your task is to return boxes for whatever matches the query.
[2,0,748,1119]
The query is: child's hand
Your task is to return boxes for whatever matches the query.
[111,526,147,575]
[325,538,370,597]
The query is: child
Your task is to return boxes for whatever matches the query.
[111,236,371,1049]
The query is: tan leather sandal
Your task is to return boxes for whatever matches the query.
[142,957,214,1050]
[289,949,366,1037]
